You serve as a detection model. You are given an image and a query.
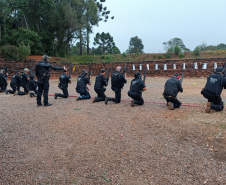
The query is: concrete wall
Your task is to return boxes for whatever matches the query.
[0,57,226,80]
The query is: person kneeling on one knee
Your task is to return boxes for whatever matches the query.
[76,69,91,101]
[201,67,226,113]
[128,72,147,107]
[163,73,183,110]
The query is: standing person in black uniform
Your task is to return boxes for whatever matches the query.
[92,69,109,103]
[128,72,147,107]
[18,68,30,95]
[27,74,38,97]
[35,54,64,106]
[0,69,8,93]
[55,68,72,99]
[201,67,226,113]
[105,66,127,104]
[6,71,21,95]
[76,69,91,101]
[163,73,183,110]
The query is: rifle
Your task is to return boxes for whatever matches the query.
[88,63,91,79]
[69,63,72,79]
[123,60,127,74]
[143,68,147,84]
[106,67,110,79]
[30,65,35,76]
[180,72,185,84]
[3,66,8,76]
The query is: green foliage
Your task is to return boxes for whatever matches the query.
[193,46,201,56]
[112,46,121,54]
[0,43,30,60]
[158,55,163,59]
[101,55,105,59]
[93,32,115,54]
[153,55,156,59]
[163,38,190,52]
[165,53,171,58]
[174,45,181,56]
[179,53,185,58]
[122,52,127,57]
[127,36,144,53]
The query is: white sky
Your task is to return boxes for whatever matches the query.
[89,0,226,53]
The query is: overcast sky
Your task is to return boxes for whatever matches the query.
[89,0,226,53]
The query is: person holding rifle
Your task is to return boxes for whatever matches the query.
[92,69,109,103]
[76,69,91,101]
[105,66,127,104]
[0,68,8,93]
[128,72,147,107]
[201,67,226,113]
[163,73,183,110]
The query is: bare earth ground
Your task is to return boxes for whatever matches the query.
[0,77,226,185]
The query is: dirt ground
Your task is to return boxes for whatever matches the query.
[0,77,226,185]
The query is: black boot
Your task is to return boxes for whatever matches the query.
[44,103,52,106]
[55,93,58,99]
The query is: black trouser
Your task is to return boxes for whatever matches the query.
[107,87,122,103]
[37,81,49,105]
[94,88,106,102]
[202,92,224,111]
[17,84,29,95]
[56,86,69,98]
[0,83,6,92]
[128,90,144,105]
[7,83,18,94]
[164,95,181,108]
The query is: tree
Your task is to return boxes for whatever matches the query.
[112,46,121,54]
[163,38,190,52]
[217,43,226,50]
[127,36,144,53]
[193,46,200,56]
[93,32,115,54]
[174,46,181,56]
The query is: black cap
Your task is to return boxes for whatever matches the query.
[135,72,142,78]
[15,70,20,74]
[173,73,179,77]
[82,69,88,75]
[100,69,106,73]
[216,67,223,72]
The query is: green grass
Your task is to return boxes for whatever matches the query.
[219,124,226,129]
[201,121,210,125]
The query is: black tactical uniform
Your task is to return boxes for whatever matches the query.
[163,75,183,109]
[93,69,108,102]
[6,72,21,94]
[18,72,30,95]
[128,73,146,106]
[27,75,38,97]
[0,72,8,92]
[105,71,127,104]
[76,70,91,100]
[201,67,226,112]
[55,72,71,99]
[35,56,64,106]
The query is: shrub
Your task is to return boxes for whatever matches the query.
[101,55,105,59]
[122,52,127,57]
[193,46,200,56]
[158,55,163,59]
[0,43,31,60]
[153,55,156,59]
[174,45,181,56]
[165,53,171,58]
[179,53,185,58]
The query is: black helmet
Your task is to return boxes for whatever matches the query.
[82,69,88,75]
[135,72,142,79]
[30,75,35,79]
[100,69,106,73]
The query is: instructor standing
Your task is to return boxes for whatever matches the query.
[35,54,64,106]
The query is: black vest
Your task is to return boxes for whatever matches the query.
[35,61,51,79]
[21,72,29,86]
[76,75,86,90]
[111,71,123,88]
[95,74,104,89]
[204,73,223,96]
[0,73,6,83]
[11,75,20,85]
[164,78,179,97]
[130,78,142,93]
[59,73,69,86]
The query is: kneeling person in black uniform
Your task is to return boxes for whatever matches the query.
[201,67,226,113]
[128,72,147,107]
[76,70,91,100]
[55,68,71,99]
[93,69,109,103]
[105,66,127,104]
[6,71,21,95]
[0,69,8,93]
[18,68,30,95]
[27,74,38,97]
[163,73,183,110]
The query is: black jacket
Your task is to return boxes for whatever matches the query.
[21,72,29,86]
[130,78,146,93]
[94,74,108,89]
[164,77,183,97]
[11,74,21,87]
[111,71,127,88]
[76,75,90,90]
[59,73,70,87]
[0,73,8,84]
[27,79,37,91]
[35,60,63,82]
